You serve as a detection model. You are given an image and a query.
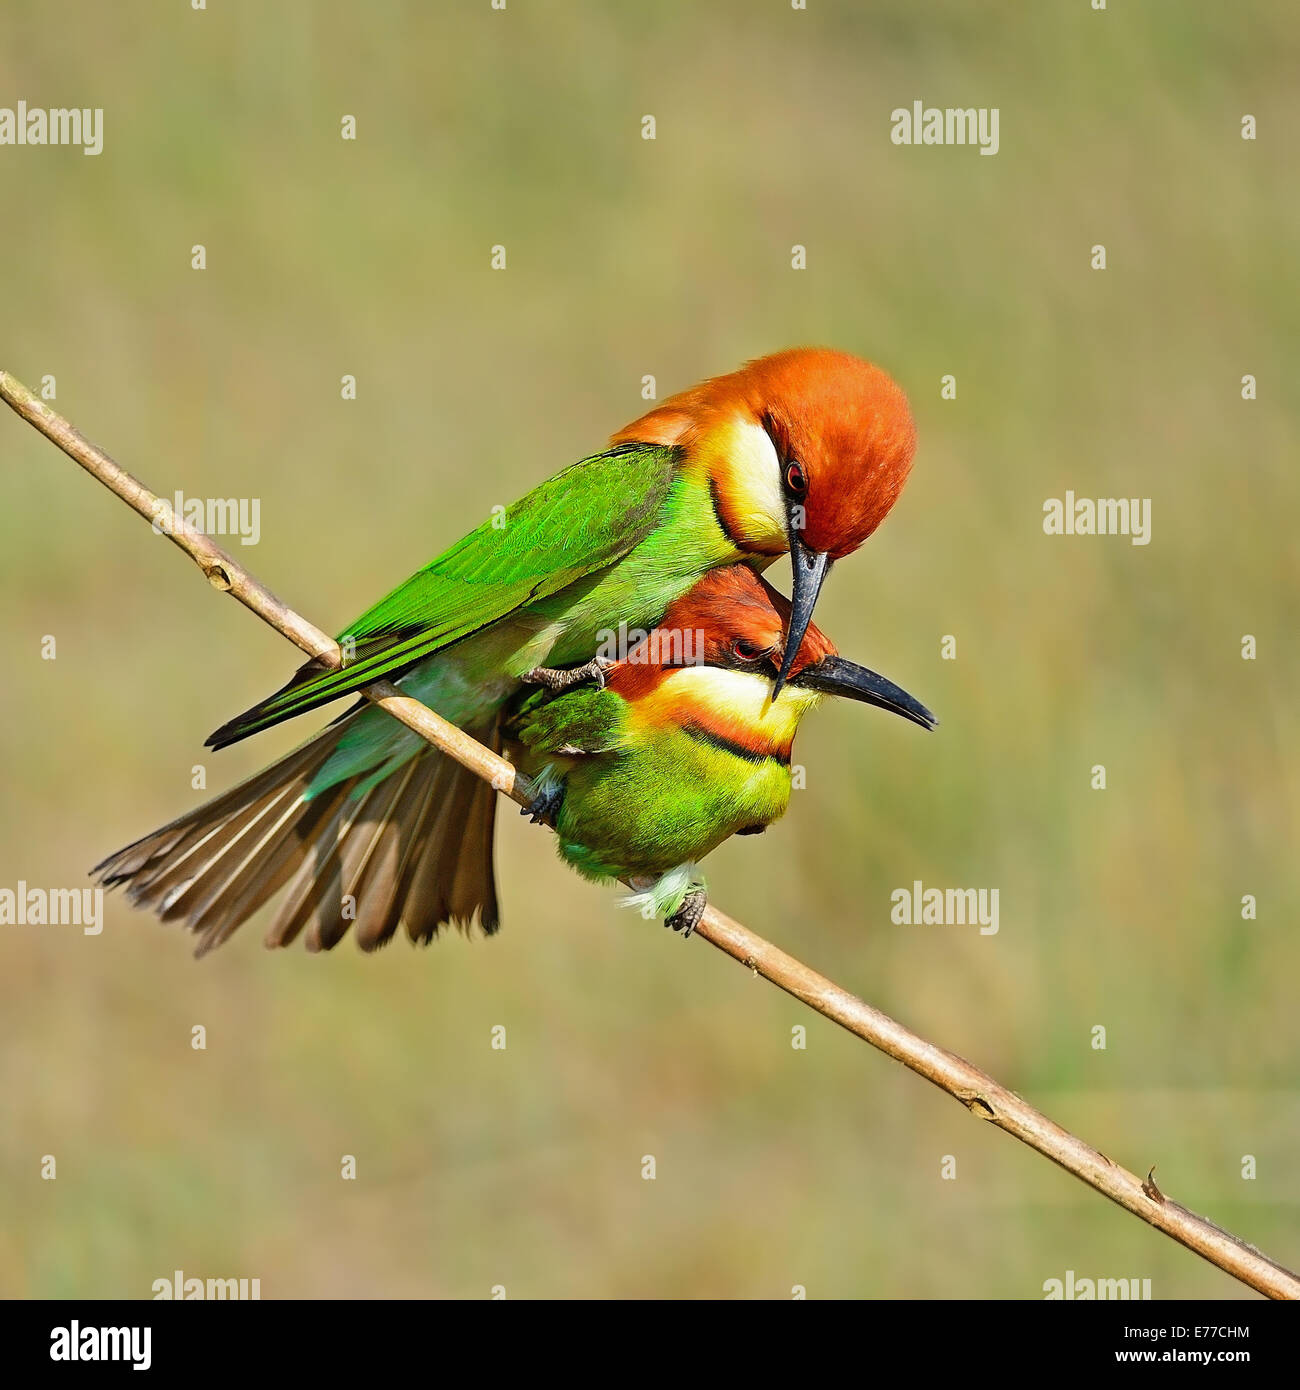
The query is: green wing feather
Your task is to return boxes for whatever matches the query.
[507,684,627,756]
[206,443,678,748]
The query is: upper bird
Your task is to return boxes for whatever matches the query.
[208,346,917,748]
[94,348,917,948]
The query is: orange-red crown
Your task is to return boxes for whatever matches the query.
[613,348,916,560]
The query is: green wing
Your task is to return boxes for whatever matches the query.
[507,684,627,757]
[207,443,678,748]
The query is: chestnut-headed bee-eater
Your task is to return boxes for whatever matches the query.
[509,565,936,936]
[94,348,918,951]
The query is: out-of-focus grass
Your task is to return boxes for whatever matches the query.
[1,1,1296,1298]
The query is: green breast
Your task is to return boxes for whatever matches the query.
[546,722,793,884]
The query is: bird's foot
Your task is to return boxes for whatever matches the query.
[519,781,563,825]
[664,888,707,940]
[522,655,612,693]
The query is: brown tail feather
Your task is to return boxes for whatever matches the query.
[195,784,352,956]
[400,761,479,943]
[93,719,502,956]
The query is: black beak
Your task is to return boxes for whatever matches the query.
[793,654,938,731]
[773,539,831,698]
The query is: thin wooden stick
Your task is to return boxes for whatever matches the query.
[4,370,1296,1300]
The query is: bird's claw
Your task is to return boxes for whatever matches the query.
[664,888,707,940]
[522,655,612,693]
[520,783,563,825]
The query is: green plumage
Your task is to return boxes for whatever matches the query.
[508,683,794,913]
[203,437,759,823]
[208,442,697,747]
[94,348,925,952]
[509,684,623,756]
[97,437,772,949]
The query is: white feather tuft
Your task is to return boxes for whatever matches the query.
[620,863,704,920]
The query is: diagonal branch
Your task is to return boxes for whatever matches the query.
[4,370,1296,1300]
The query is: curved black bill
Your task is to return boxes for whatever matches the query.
[794,654,938,731]
[773,540,831,698]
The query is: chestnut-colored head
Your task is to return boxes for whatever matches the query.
[608,565,936,735]
[655,565,835,682]
[614,348,916,692]
[748,349,916,559]
[614,347,916,561]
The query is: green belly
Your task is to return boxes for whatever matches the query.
[547,729,793,883]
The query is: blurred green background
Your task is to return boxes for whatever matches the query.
[1,1,1296,1299]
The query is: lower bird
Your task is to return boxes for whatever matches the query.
[95,566,934,950]
[508,565,936,936]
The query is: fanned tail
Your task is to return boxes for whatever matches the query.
[92,718,501,956]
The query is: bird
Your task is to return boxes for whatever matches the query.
[508,565,936,937]
[93,348,918,953]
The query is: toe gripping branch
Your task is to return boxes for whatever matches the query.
[521,655,612,693]
[665,888,707,939]
[520,779,563,826]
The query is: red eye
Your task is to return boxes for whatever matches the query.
[785,461,807,494]
[732,639,765,662]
